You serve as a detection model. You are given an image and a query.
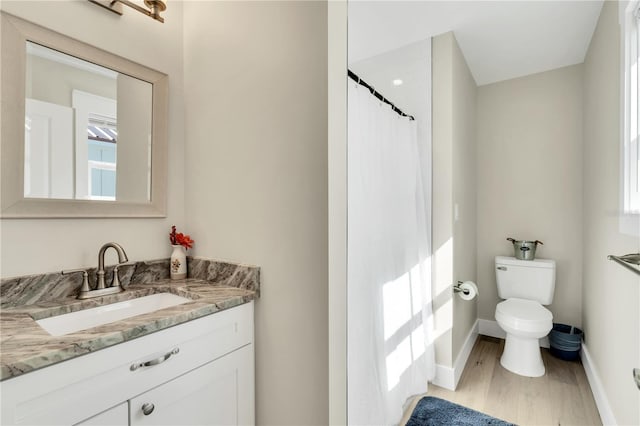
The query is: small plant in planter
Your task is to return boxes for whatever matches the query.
[169,226,194,279]
[169,225,194,249]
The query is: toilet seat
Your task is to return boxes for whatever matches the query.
[496,298,552,333]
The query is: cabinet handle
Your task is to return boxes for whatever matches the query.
[130,348,180,371]
[141,403,155,416]
[497,266,507,271]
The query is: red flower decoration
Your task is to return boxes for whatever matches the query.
[169,225,195,250]
[176,233,194,249]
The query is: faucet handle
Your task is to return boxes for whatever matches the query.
[62,268,91,294]
[111,266,122,288]
[110,261,135,288]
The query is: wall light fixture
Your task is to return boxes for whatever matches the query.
[89,0,166,23]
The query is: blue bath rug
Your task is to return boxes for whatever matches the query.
[406,396,516,426]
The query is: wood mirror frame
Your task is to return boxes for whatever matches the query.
[0,12,168,218]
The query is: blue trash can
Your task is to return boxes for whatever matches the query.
[549,323,583,361]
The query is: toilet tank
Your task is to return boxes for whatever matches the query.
[495,256,556,305]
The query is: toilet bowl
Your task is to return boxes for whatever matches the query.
[495,298,552,377]
[494,256,556,377]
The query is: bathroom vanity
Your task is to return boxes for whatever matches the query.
[0,258,260,426]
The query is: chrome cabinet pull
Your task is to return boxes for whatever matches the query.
[130,348,179,371]
[141,403,155,415]
[497,266,507,271]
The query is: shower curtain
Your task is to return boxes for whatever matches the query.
[347,79,435,426]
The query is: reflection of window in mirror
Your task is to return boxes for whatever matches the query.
[87,115,117,201]
[72,90,117,200]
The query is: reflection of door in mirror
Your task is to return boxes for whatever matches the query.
[24,98,73,199]
[24,41,152,203]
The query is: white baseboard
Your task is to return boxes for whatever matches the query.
[432,320,479,391]
[478,319,549,348]
[446,320,615,425]
[480,320,615,424]
[453,320,479,387]
[432,364,455,391]
[478,319,505,339]
[580,343,617,425]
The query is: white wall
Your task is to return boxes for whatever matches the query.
[27,55,116,106]
[182,2,328,424]
[0,1,185,276]
[432,31,478,367]
[582,2,640,424]
[476,64,584,328]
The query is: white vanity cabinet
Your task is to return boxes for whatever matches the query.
[1,302,254,426]
[75,403,129,426]
[129,344,253,425]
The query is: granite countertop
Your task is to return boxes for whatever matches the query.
[0,278,257,381]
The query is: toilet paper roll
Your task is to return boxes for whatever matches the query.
[458,281,478,301]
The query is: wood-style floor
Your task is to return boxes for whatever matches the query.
[401,336,602,426]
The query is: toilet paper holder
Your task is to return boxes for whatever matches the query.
[453,281,470,295]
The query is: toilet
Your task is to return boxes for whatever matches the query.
[494,255,556,377]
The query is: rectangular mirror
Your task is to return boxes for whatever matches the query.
[1,12,168,217]
[25,41,153,203]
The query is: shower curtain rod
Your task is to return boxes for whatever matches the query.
[348,70,415,121]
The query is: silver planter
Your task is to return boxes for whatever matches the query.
[506,238,543,260]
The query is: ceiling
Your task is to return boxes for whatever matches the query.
[349,1,605,86]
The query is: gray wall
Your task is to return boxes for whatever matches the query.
[117,74,152,202]
[2,2,331,424]
[183,2,329,424]
[476,64,584,328]
[432,31,478,367]
[328,2,347,424]
[451,33,478,361]
[582,1,640,424]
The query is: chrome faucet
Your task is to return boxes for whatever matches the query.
[62,242,130,299]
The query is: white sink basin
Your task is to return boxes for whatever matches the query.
[36,293,192,336]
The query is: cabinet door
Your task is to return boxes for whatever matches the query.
[130,344,254,426]
[74,402,128,426]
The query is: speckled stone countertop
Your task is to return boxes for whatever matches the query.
[0,258,260,381]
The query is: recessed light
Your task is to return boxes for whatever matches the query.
[392,79,403,86]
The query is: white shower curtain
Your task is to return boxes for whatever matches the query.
[347,79,435,426]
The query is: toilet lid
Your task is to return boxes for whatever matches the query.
[496,298,552,322]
